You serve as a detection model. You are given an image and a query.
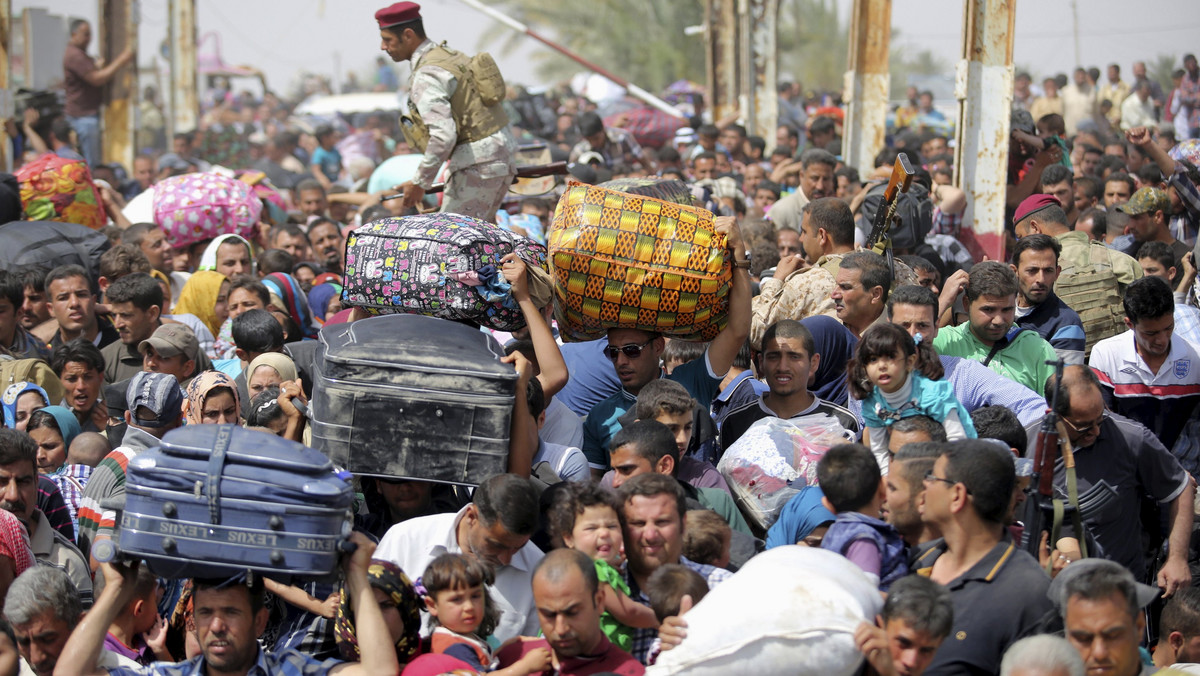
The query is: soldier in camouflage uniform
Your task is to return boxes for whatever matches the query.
[376,2,517,222]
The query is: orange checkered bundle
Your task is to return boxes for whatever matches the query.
[547,180,731,342]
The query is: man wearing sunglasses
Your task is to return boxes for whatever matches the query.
[912,440,1053,676]
[581,217,752,480]
[1027,365,1194,598]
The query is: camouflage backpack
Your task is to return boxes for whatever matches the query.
[1055,241,1126,356]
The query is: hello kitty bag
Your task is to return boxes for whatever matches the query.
[153,172,263,248]
[341,213,547,331]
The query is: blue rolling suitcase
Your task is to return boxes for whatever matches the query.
[116,425,355,579]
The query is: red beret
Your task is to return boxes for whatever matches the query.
[375,2,421,28]
[1013,193,1061,225]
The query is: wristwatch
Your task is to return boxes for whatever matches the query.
[732,252,751,270]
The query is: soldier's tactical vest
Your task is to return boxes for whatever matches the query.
[1056,240,1125,356]
[401,44,509,153]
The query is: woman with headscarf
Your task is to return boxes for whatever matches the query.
[307,283,344,325]
[25,407,81,475]
[246,353,298,400]
[2,382,50,431]
[197,234,255,277]
[182,371,241,426]
[765,485,836,549]
[800,315,858,408]
[262,272,317,339]
[173,270,229,339]
[334,559,421,666]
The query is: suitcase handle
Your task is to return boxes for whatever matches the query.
[205,425,235,525]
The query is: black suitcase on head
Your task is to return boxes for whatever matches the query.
[115,425,355,579]
[310,314,518,486]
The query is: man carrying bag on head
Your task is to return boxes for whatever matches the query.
[377,2,517,222]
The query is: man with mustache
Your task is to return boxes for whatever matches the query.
[307,218,346,276]
[0,429,91,607]
[1010,234,1085,365]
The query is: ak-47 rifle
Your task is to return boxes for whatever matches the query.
[866,153,915,280]
[1021,359,1089,571]
[380,161,569,200]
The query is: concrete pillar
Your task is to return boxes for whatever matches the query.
[100,0,135,167]
[842,0,891,175]
[169,0,197,136]
[954,0,1016,262]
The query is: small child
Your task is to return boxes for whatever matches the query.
[67,432,110,468]
[848,322,975,472]
[682,510,731,569]
[95,564,172,665]
[644,564,709,665]
[310,124,342,190]
[421,553,550,675]
[548,483,659,652]
[817,443,909,591]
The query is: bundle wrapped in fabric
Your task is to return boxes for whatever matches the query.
[646,546,881,676]
[153,172,263,248]
[341,213,548,331]
[548,180,731,342]
[598,177,698,207]
[15,155,107,229]
[717,415,852,530]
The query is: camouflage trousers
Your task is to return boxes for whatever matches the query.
[441,166,516,222]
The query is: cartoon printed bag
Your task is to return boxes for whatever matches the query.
[15,154,107,229]
[153,172,263,248]
[547,180,731,342]
[341,213,547,331]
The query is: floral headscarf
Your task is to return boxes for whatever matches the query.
[335,559,422,663]
[173,270,228,336]
[182,371,241,425]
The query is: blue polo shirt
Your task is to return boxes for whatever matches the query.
[1015,292,1086,364]
[581,353,722,470]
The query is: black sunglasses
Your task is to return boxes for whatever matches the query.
[604,340,653,361]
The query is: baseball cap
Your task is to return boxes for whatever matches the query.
[1013,193,1061,225]
[139,324,200,361]
[1047,558,1159,614]
[125,371,184,428]
[1116,186,1170,216]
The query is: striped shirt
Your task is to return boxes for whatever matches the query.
[108,647,343,676]
[1090,331,1200,451]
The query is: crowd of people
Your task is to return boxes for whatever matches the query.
[0,2,1198,676]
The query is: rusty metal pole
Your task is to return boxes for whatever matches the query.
[169,0,198,136]
[706,0,739,125]
[842,0,891,176]
[0,0,10,172]
[742,0,779,138]
[100,0,135,167]
[954,0,1015,262]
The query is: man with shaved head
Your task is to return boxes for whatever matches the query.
[495,548,644,674]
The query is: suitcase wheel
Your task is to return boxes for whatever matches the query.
[163,502,177,518]
[269,515,284,530]
[270,550,284,565]
[162,537,177,553]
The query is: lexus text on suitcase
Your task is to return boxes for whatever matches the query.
[310,313,518,486]
[116,425,355,579]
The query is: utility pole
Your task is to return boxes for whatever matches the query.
[0,0,10,172]
[706,0,738,125]
[100,0,136,167]
[169,0,198,137]
[953,0,1016,263]
[842,0,892,177]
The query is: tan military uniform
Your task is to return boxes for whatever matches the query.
[817,253,919,287]
[750,267,838,349]
[1055,230,1143,291]
[407,40,516,221]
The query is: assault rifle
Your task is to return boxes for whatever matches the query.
[1021,358,1089,570]
[866,153,915,280]
[381,162,568,200]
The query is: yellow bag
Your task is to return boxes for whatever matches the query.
[548,181,731,342]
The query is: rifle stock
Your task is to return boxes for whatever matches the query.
[866,153,915,254]
[381,162,570,200]
[1023,359,1066,559]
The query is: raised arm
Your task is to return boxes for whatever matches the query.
[332,534,401,676]
[53,562,140,676]
[501,253,568,397]
[707,217,752,377]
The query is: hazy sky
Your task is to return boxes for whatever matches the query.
[17,0,1200,97]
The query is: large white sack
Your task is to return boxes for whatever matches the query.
[646,546,881,676]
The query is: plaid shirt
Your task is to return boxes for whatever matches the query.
[49,464,92,536]
[929,204,962,236]
[108,647,343,676]
[6,327,50,360]
[624,557,731,664]
[1177,304,1200,353]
